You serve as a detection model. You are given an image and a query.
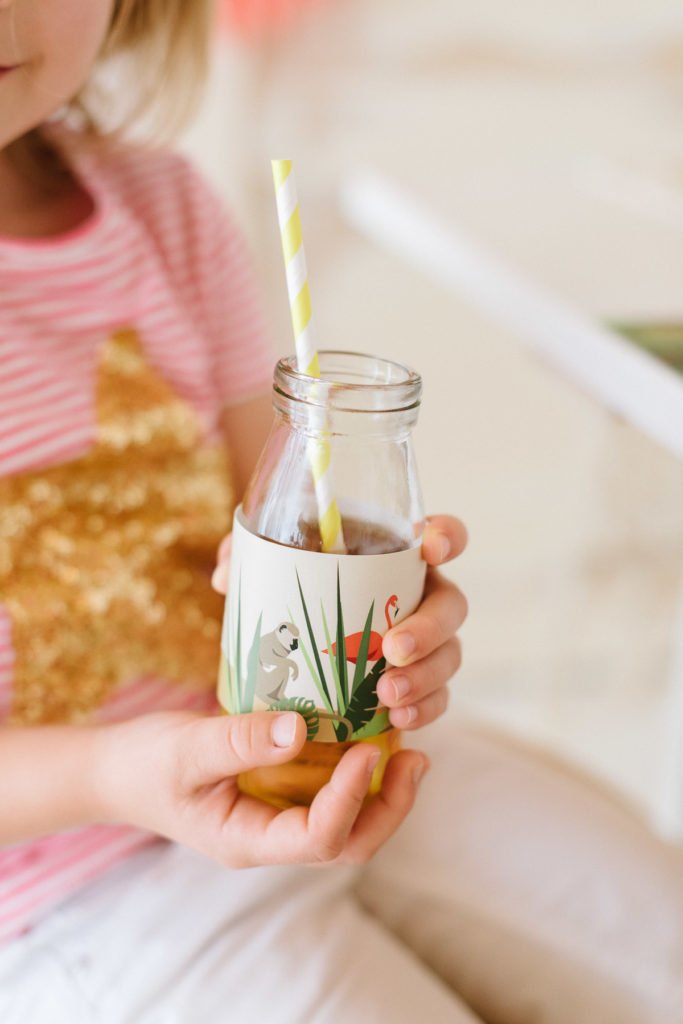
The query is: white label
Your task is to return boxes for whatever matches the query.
[218,508,426,742]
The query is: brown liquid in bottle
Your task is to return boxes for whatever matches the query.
[237,517,409,809]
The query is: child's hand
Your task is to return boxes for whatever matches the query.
[211,514,469,733]
[97,710,428,867]
[378,515,468,730]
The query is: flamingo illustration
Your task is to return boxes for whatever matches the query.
[323,594,399,664]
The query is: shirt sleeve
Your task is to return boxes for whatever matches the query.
[182,161,276,408]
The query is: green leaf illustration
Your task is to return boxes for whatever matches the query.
[345,657,387,733]
[352,708,390,739]
[228,661,237,712]
[301,639,335,713]
[267,697,320,740]
[351,602,375,698]
[241,612,262,713]
[218,652,232,711]
[321,601,344,714]
[286,604,333,713]
[296,572,333,710]
[234,570,243,711]
[335,567,349,708]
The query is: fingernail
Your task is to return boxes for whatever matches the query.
[412,757,429,786]
[271,713,298,748]
[211,562,229,593]
[367,749,382,776]
[388,632,415,662]
[435,532,450,562]
[399,705,418,726]
[389,676,410,702]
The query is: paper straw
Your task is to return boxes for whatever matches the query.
[272,159,346,553]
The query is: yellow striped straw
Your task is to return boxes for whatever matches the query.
[272,159,346,554]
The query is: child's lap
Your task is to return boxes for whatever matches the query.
[1,717,680,1023]
[360,717,683,1024]
[0,835,477,1024]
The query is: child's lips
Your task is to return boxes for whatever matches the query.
[0,66,19,79]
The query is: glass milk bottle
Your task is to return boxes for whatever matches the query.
[218,351,425,808]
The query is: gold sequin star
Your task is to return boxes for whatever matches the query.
[0,330,234,724]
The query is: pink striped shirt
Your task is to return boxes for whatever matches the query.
[0,134,274,943]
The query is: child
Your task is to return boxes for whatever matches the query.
[1,6,680,1022]
[0,2,473,1019]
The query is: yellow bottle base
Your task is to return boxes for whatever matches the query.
[238,729,401,809]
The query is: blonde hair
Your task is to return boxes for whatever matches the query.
[83,0,214,138]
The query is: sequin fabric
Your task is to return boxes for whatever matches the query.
[0,330,234,724]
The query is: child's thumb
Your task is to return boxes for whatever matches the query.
[211,534,233,594]
[179,712,306,787]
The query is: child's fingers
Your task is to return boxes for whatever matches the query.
[378,636,461,709]
[211,561,229,594]
[217,533,232,563]
[211,534,232,593]
[340,749,429,863]
[235,743,379,867]
[388,686,450,730]
[383,571,467,667]
[422,515,468,566]
[178,712,307,789]
[305,743,381,861]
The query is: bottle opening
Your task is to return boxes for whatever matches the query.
[274,350,422,414]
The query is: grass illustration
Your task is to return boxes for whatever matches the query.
[287,603,335,715]
[335,569,349,709]
[320,602,343,712]
[227,565,389,739]
[296,567,387,739]
[295,573,334,712]
[225,574,263,714]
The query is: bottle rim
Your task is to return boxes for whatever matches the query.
[274,350,422,414]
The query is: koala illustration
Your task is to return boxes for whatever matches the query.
[255,622,300,704]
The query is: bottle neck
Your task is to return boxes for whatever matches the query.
[272,402,419,442]
[272,350,422,442]
[242,351,424,550]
